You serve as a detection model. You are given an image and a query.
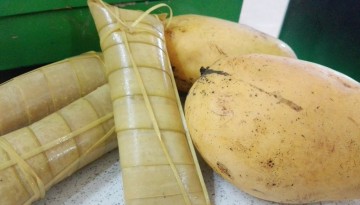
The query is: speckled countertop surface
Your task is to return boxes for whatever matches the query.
[32,149,360,205]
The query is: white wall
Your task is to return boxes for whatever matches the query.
[239,0,289,37]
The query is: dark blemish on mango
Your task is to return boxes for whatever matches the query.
[217,161,233,179]
[247,83,303,112]
[200,90,207,96]
[200,66,209,75]
[200,66,230,76]
[174,26,187,33]
[198,69,217,85]
[277,98,303,112]
[260,159,275,169]
[348,117,359,127]
[342,82,352,88]
[209,42,228,56]
[266,182,278,188]
[330,144,336,153]
[215,44,227,56]
[329,73,355,89]
[252,189,265,194]
[267,159,275,168]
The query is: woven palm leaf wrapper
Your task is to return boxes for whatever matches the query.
[88,0,210,204]
[0,51,107,135]
[0,84,116,205]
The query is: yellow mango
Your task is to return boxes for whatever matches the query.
[165,15,296,92]
[185,54,360,204]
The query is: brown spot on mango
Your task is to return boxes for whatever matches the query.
[217,161,233,179]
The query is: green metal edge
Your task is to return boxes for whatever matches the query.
[0,0,146,17]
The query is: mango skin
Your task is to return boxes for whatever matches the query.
[185,54,360,204]
[165,14,297,92]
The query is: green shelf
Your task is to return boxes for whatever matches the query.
[0,0,243,74]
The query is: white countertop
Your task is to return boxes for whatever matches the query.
[33,149,360,205]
